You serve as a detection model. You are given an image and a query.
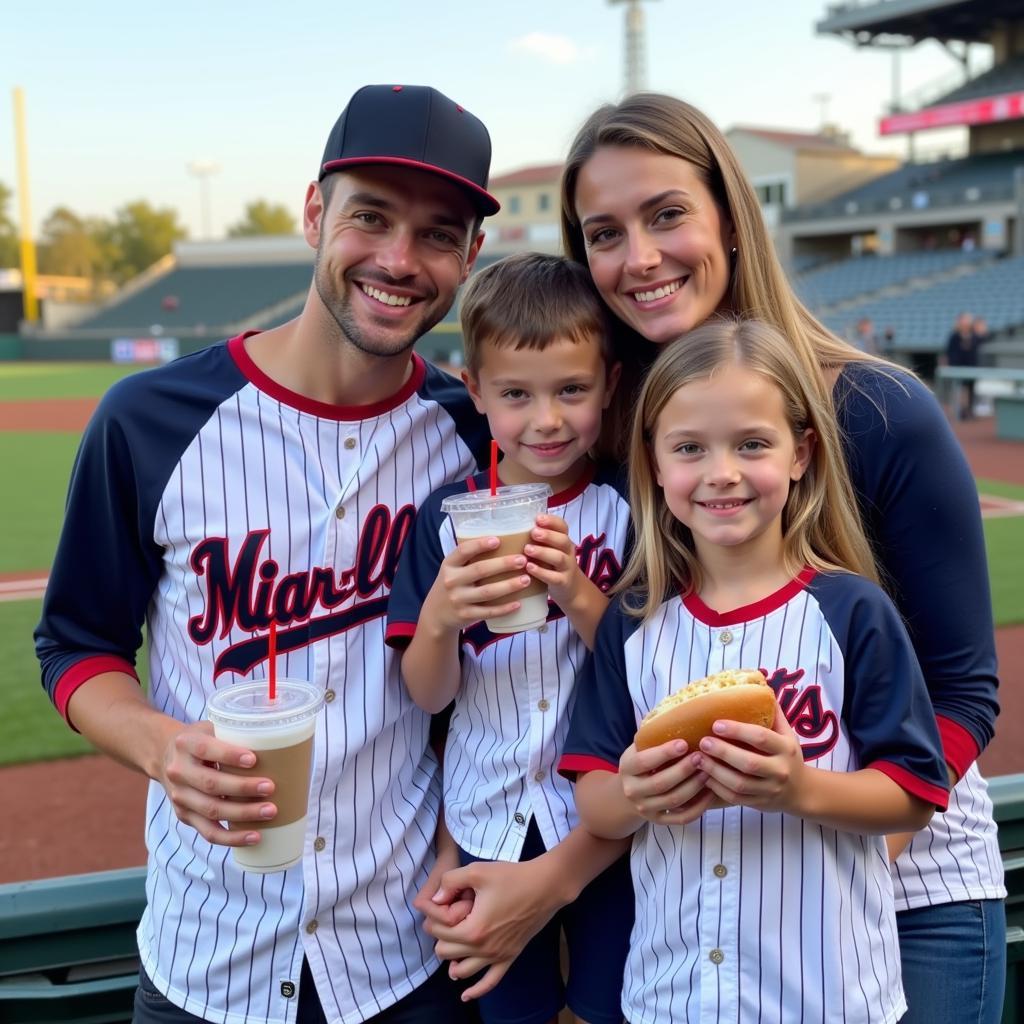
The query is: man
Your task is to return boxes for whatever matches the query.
[35,84,497,1024]
[945,310,979,419]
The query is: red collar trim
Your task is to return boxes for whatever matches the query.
[682,566,817,626]
[547,460,595,507]
[227,332,426,421]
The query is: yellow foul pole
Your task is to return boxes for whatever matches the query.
[13,87,39,322]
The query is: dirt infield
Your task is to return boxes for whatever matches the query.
[2,408,1022,885]
[0,755,147,883]
[0,397,97,432]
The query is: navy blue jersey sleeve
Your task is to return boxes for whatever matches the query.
[559,598,640,779]
[836,364,998,773]
[419,360,491,471]
[811,573,949,810]
[385,479,467,649]
[34,343,247,723]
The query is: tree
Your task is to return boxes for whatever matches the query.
[37,206,105,279]
[105,200,188,282]
[227,200,297,238]
[0,182,19,269]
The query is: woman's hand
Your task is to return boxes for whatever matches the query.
[618,739,717,826]
[693,702,807,814]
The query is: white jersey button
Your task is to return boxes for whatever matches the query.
[314,837,327,852]
[538,624,548,634]
[513,812,527,826]
[306,920,318,935]
[718,630,732,645]
[534,770,545,782]
[324,689,336,703]
[343,437,357,450]
[709,948,724,965]
[335,505,346,520]
[713,863,728,878]
[537,699,550,711]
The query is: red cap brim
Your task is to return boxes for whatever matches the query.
[320,156,500,215]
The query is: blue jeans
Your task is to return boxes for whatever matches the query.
[898,899,1006,1024]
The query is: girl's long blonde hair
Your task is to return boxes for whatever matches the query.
[559,93,906,457]
[619,318,879,621]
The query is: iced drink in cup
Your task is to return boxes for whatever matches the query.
[206,679,323,872]
[442,482,553,634]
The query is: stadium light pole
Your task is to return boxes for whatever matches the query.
[609,0,658,96]
[187,160,220,240]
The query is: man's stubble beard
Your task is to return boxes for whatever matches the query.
[313,243,448,360]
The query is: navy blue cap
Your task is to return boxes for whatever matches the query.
[319,84,499,216]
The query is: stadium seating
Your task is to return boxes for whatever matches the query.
[795,251,985,309]
[823,255,1024,351]
[786,149,1024,222]
[929,55,1024,108]
[76,264,314,333]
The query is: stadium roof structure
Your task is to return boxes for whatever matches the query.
[489,164,563,188]
[728,126,858,152]
[816,0,1021,45]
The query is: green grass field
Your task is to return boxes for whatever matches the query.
[0,432,80,573]
[0,362,142,401]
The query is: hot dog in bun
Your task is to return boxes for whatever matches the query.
[634,669,777,751]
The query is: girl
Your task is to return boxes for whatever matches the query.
[559,318,949,1024]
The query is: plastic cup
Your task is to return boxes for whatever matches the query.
[206,679,323,873]
[441,482,552,633]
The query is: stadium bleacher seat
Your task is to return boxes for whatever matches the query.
[77,264,315,333]
[825,255,1024,351]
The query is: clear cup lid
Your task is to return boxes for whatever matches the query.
[206,679,324,729]
[440,482,552,516]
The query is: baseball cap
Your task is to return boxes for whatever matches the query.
[319,84,500,216]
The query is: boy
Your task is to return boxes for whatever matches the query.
[386,253,633,1024]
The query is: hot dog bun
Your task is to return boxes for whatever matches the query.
[634,668,776,751]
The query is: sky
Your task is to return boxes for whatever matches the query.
[2,0,985,240]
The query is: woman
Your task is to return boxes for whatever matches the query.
[559,93,1005,1024]
[425,93,1004,1023]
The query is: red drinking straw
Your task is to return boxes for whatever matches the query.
[489,440,498,496]
[267,621,277,701]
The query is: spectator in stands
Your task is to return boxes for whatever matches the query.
[35,84,500,1024]
[431,91,1005,1024]
[945,310,980,419]
[973,314,993,348]
[855,315,879,355]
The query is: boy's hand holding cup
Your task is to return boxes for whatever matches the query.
[440,483,552,634]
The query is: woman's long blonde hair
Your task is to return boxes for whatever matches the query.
[559,93,903,457]
[619,318,878,620]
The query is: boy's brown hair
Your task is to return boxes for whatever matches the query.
[459,252,615,373]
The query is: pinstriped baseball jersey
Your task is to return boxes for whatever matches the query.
[386,462,630,860]
[834,364,1005,913]
[36,334,489,1024]
[560,570,949,1024]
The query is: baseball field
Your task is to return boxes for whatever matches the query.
[1,360,1023,775]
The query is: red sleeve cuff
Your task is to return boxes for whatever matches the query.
[867,760,949,812]
[937,715,980,781]
[54,655,140,730]
[384,622,416,650]
[557,753,619,781]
